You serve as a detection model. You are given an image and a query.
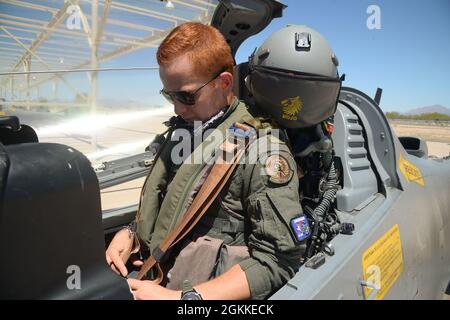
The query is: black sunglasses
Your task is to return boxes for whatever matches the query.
[160,67,227,106]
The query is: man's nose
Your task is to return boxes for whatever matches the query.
[174,100,188,115]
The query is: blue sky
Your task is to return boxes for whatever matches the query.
[107,0,450,112]
[235,0,450,112]
[8,0,449,113]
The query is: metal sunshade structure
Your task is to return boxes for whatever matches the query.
[0,0,218,110]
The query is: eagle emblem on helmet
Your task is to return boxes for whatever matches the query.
[281,96,302,121]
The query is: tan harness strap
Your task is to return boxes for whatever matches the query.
[136,123,255,281]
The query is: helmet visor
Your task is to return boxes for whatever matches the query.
[249,66,341,128]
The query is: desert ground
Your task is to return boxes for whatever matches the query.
[389,120,450,158]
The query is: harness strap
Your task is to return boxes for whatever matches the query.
[136,122,256,281]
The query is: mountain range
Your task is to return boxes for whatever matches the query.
[406,104,450,116]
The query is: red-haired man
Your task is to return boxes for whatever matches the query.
[106,22,307,300]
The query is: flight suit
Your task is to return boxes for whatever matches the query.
[136,97,307,300]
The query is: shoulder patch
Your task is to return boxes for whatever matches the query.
[264,154,294,185]
[290,215,311,242]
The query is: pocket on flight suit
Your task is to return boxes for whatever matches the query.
[164,234,250,290]
[215,243,250,278]
[164,234,224,290]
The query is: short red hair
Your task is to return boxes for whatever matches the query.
[157,22,234,78]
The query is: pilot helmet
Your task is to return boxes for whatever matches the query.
[246,24,341,128]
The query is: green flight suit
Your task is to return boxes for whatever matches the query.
[136,97,307,300]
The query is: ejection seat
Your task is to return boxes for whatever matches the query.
[0,116,132,299]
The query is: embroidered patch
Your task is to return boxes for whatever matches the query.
[290,215,311,242]
[281,96,303,121]
[265,154,293,185]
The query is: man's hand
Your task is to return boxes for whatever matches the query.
[105,228,135,277]
[127,279,180,300]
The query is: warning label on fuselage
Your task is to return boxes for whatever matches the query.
[362,224,404,300]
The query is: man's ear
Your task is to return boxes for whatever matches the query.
[219,72,233,91]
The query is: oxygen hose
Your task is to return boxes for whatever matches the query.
[314,161,338,219]
[304,160,338,259]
